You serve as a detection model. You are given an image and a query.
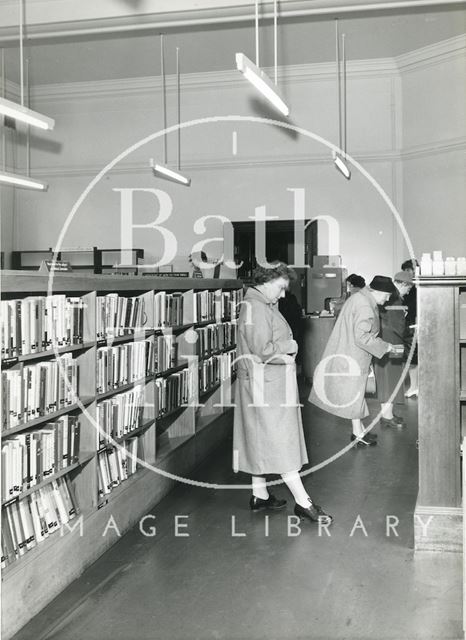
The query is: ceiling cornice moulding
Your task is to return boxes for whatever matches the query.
[0,0,463,43]
[17,34,463,105]
[27,58,398,104]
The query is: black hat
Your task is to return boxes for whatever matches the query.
[369,275,396,294]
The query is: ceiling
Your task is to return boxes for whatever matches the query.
[1,4,465,85]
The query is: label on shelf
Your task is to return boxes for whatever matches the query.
[1,357,19,369]
[39,260,72,273]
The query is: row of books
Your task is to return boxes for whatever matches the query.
[221,290,243,321]
[199,350,238,393]
[154,291,185,328]
[1,296,85,359]
[1,477,78,567]
[195,322,237,358]
[96,294,146,339]
[97,386,144,446]
[2,416,80,501]
[98,438,139,498]
[2,354,79,431]
[156,368,194,417]
[193,290,219,323]
[96,341,153,394]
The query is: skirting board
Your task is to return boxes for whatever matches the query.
[414,500,463,553]
[1,410,233,640]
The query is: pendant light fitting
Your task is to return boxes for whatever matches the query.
[150,35,191,187]
[0,48,48,190]
[333,19,351,180]
[0,0,55,131]
[236,0,289,117]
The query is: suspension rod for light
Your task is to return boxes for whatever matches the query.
[236,0,289,117]
[150,35,190,187]
[0,0,55,131]
[273,0,278,85]
[0,48,48,190]
[333,19,351,181]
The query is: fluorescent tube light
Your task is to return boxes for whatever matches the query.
[0,169,48,190]
[0,96,55,131]
[236,52,289,117]
[150,159,191,187]
[333,152,351,180]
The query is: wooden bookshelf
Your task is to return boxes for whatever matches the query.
[414,276,466,552]
[1,271,242,640]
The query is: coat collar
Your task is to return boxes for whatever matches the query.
[358,286,379,312]
[245,285,275,307]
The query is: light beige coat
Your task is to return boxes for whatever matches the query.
[309,287,389,419]
[233,287,308,475]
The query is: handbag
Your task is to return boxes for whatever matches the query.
[365,364,377,395]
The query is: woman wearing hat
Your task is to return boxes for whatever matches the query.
[309,276,404,446]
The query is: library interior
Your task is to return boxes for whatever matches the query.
[0,1,465,639]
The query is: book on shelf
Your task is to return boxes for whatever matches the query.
[154,291,184,328]
[221,289,243,322]
[193,290,218,324]
[96,293,146,340]
[97,385,144,445]
[2,353,79,431]
[199,349,237,393]
[96,340,153,394]
[1,476,78,567]
[1,416,80,500]
[97,437,140,498]
[196,322,237,358]
[155,368,194,417]
[1,295,85,359]
[155,334,178,373]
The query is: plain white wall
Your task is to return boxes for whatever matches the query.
[400,45,466,259]
[4,35,465,276]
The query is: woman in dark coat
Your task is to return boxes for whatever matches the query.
[374,272,413,427]
[401,259,418,396]
[233,262,332,524]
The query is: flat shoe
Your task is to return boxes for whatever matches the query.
[294,501,333,525]
[380,416,406,428]
[249,494,287,511]
[351,434,377,447]
[405,390,418,398]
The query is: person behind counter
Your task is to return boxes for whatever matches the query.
[233,261,332,525]
[309,276,404,447]
[278,284,303,362]
[188,251,208,278]
[374,271,413,428]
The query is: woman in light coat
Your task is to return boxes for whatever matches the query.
[309,276,403,447]
[233,262,332,524]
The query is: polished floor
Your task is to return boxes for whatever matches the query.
[12,394,463,640]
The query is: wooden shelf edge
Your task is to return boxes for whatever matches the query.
[96,376,153,401]
[1,452,94,508]
[1,397,95,438]
[1,342,94,368]
[97,419,155,450]
[96,465,150,510]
